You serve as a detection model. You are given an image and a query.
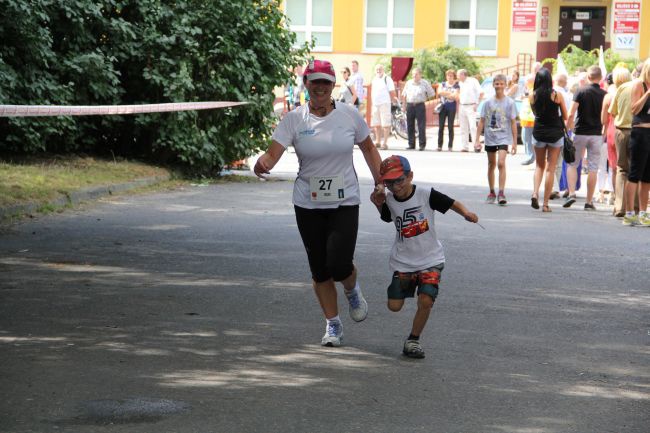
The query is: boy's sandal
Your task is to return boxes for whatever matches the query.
[542,205,552,212]
[531,196,540,209]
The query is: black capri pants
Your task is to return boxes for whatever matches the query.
[628,127,650,183]
[294,205,358,283]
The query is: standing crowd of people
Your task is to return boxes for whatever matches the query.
[524,59,650,224]
[281,58,650,224]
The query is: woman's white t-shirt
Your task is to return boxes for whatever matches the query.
[272,101,370,209]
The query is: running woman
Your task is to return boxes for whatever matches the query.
[254,59,384,346]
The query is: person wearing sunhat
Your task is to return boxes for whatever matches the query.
[254,59,384,347]
[370,155,479,358]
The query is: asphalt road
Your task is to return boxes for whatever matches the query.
[1,139,649,432]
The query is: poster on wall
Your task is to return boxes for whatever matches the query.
[615,34,636,49]
[613,2,640,34]
[512,1,537,32]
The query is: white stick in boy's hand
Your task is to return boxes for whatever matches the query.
[464,211,485,229]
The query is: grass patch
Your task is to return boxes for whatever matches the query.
[0,155,171,207]
[0,155,268,224]
[36,202,65,214]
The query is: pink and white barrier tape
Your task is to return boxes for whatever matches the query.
[0,101,248,117]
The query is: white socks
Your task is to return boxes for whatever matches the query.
[326,315,341,325]
[344,282,360,296]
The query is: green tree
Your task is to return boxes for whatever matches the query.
[1,0,310,175]
[375,44,483,82]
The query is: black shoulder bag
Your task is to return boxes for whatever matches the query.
[562,123,575,164]
[557,90,575,164]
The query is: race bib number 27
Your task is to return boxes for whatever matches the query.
[310,175,345,202]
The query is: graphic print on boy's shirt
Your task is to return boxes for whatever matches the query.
[481,97,516,145]
[488,107,506,133]
[396,205,429,240]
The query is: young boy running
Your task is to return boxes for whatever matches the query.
[370,155,479,358]
[476,74,518,205]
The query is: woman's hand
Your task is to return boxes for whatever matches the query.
[254,153,273,178]
[370,184,386,207]
[253,141,286,179]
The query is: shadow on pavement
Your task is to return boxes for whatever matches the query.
[1,180,648,432]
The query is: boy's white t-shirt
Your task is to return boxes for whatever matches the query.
[382,185,454,272]
[272,101,370,209]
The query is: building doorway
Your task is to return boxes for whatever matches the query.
[558,7,606,52]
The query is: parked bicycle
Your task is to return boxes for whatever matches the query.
[391,103,410,140]
[369,103,413,142]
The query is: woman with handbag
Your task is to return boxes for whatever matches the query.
[529,68,568,212]
[437,69,460,151]
[338,67,359,107]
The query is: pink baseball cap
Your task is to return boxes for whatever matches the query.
[304,60,336,83]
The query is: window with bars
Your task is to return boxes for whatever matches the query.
[285,0,333,51]
[447,0,498,56]
[364,0,414,52]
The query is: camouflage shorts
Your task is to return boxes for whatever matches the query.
[387,263,444,300]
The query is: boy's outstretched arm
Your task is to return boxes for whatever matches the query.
[451,200,479,224]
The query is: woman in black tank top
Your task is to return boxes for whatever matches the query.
[623,59,650,225]
[528,68,568,212]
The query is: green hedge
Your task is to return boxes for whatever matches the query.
[0,0,309,175]
[376,44,483,83]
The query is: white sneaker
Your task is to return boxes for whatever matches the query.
[403,339,425,359]
[321,320,343,347]
[345,288,368,322]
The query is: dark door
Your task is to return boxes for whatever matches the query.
[558,7,606,52]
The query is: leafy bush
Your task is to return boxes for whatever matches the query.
[0,0,310,175]
[376,44,483,82]
[541,44,638,75]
